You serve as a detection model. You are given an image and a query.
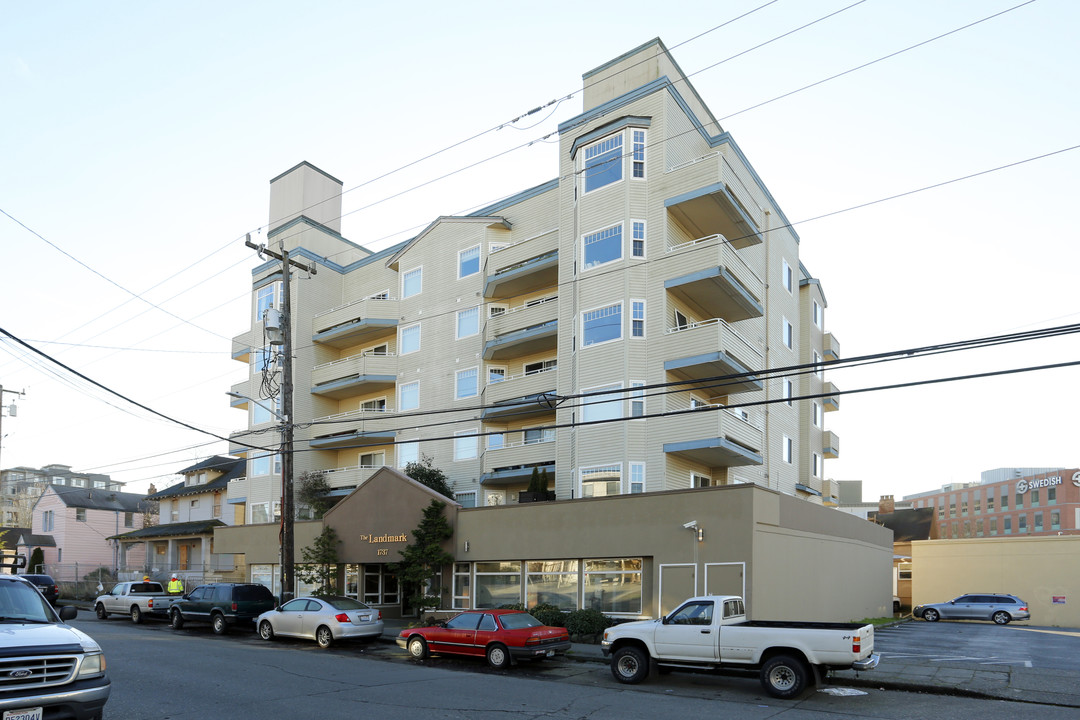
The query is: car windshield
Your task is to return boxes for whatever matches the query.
[499,613,543,630]
[0,580,57,623]
[323,597,370,611]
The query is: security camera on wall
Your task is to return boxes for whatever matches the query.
[683,520,697,529]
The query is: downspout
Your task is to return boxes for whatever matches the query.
[763,210,772,491]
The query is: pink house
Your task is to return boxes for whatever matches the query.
[27,485,148,573]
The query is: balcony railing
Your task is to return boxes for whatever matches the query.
[663,152,763,250]
[661,318,763,394]
[487,295,558,338]
[482,436,556,475]
[311,351,397,396]
[483,319,558,361]
[482,366,557,408]
[660,406,764,467]
[484,246,559,299]
[661,235,763,322]
[322,464,382,490]
[823,430,840,459]
[311,297,400,348]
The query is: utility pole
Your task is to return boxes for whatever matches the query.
[245,235,315,604]
[0,385,25,477]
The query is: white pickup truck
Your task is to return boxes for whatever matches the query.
[601,595,879,698]
[94,581,182,624]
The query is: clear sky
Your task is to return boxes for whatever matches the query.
[1,0,1077,501]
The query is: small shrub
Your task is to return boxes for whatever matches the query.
[564,608,613,641]
[497,602,525,611]
[529,603,566,627]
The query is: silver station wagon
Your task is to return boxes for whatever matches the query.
[913,593,1030,625]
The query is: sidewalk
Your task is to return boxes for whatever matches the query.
[379,617,1080,707]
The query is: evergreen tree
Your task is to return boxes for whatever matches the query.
[296,526,340,596]
[296,470,335,519]
[404,454,455,500]
[28,547,45,574]
[394,500,454,610]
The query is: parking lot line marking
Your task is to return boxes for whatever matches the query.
[1011,628,1080,638]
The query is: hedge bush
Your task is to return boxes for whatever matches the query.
[564,608,613,640]
[529,603,566,627]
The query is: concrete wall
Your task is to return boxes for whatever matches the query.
[911,535,1080,627]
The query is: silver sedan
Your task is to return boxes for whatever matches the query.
[257,596,384,648]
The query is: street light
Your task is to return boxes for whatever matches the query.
[683,520,704,595]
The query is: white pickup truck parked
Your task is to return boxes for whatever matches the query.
[94,581,182,624]
[601,595,879,698]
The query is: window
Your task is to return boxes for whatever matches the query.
[782,259,793,293]
[987,491,995,512]
[1000,493,1008,510]
[397,439,419,467]
[631,300,645,338]
[581,465,622,497]
[783,436,793,464]
[190,499,199,509]
[399,381,419,411]
[783,319,794,350]
[812,402,821,427]
[630,382,645,418]
[399,323,420,355]
[368,289,390,300]
[251,502,268,524]
[1034,512,1043,532]
[1051,510,1060,530]
[456,307,479,339]
[457,492,476,509]
[455,367,478,399]
[692,473,712,488]
[990,518,998,535]
[584,558,642,614]
[1003,516,1012,534]
[252,393,280,425]
[251,452,281,477]
[255,281,281,322]
[525,359,556,375]
[402,266,422,298]
[1031,489,1040,507]
[359,451,385,467]
[124,512,134,528]
[360,398,387,412]
[526,560,579,610]
[632,129,646,178]
[813,300,823,329]
[487,431,505,451]
[583,303,622,346]
[42,509,53,532]
[1015,492,1023,509]
[459,245,480,279]
[488,303,508,317]
[583,133,623,193]
[582,384,623,423]
[487,366,506,384]
[453,563,471,609]
[583,225,622,269]
[814,351,823,378]
[783,379,793,406]
[630,463,645,494]
[523,427,555,444]
[631,221,645,258]
[1018,514,1027,533]
[364,565,399,605]
[454,430,478,461]
[1048,487,1057,504]
[812,452,821,478]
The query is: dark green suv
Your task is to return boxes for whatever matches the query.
[170,583,276,634]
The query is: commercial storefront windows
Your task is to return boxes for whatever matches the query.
[364,565,398,605]
[251,564,280,597]
[453,563,470,609]
[526,560,579,610]
[475,561,523,608]
[584,558,642,614]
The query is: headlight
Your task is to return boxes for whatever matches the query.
[77,652,106,679]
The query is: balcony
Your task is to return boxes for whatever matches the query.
[487,295,558,337]
[307,410,398,449]
[481,433,556,486]
[482,367,557,421]
[823,382,840,412]
[660,235,763,322]
[312,297,399,349]
[231,330,255,363]
[660,319,763,395]
[483,320,558,361]
[823,430,840,459]
[311,352,397,399]
[824,332,840,362]
[484,231,559,299]
[663,152,763,250]
[322,464,381,490]
[660,406,763,468]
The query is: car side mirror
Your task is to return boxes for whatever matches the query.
[59,605,78,621]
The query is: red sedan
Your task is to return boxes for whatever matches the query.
[396,609,571,668]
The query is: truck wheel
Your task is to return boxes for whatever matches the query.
[130,606,143,624]
[486,643,511,669]
[611,646,649,684]
[171,609,184,629]
[212,613,228,635]
[761,655,809,699]
[95,604,108,620]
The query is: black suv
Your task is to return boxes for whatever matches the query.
[170,583,276,634]
[20,573,60,606]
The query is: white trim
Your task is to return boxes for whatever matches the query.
[658,563,697,610]
[631,299,646,339]
[399,322,421,355]
[401,265,423,299]
[454,429,478,461]
[456,306,480,340]
[581,301,623,348]
[631,219,646,259]
[704,561,747,599]
[399,380,420,411]
[458,244,481,279]
[581,222,624,271]
[455,366,479,400]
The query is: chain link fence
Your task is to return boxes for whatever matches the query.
[38,563,247,601]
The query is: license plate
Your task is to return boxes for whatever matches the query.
[546,649,555,657]
[4,708,43,720]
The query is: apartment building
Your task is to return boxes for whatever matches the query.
[225,38,840,522]
[904,468,1080,538]
[1,464,122,527]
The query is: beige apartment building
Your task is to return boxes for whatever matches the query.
[217,39,863,614]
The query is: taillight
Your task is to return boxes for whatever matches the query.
[852,636,861,654]
[335,613,351,623]
[525,636,540,646]
[231,602,238,611]
[148,599,154,608]
[1019,606,1028,612]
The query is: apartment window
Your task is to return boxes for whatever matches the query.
[812,402,821,427]
[459,245,481,279]
[783,436,793,464]
[487,431,505,451]
[368,289,389,300]
[631,221,645,258]
[632,129,646,178]
[974,497,981,513]
[171,509,179,522]
[255,281,281,322]
[454,430,478,461]
[961,497,968,515]
[251,452,281,477]
[456,307,480,339]
[583,303,622,347]
[42,509,53,532]
[76,508,86,522]
[582,384,622,423]
[525,359,556,375]
[783,379,793,406]
[583,133,623,193]
[783,319,794,350]
[523,427,555,444]
[812,453,821,478]
[402,267,422,298]
[630,463,645,494]
[399,323,420,355]
[455,367,478,399]
[251,502,270,524]
[987,492,995,512]
[782,259,793,293]
[359,451,385,467]
[631,300,645,338]
[489,241,509,254]
[488,303,508,317]
[397,439,419,467]
[583,224,622,270]
[399,381,420,411]
[581,464,621,497]
[360,398,387,412]
[813,300,823,329]
[1015,492,1023,509]
[455,492,476,509]
[630,382,645,418]
[487,366,506,384]
[692,473,712,488]
[252,393,280,425]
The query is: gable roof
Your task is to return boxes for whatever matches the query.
[148,457,244,501]
[47,486,148,513]
[110,519,227,541]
